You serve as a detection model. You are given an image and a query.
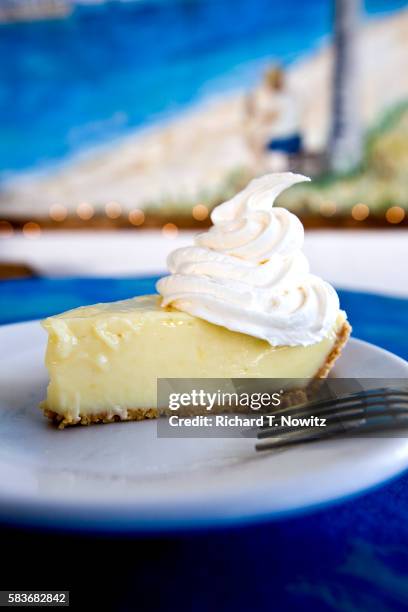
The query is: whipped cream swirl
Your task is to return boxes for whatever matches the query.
[157,173,341,346]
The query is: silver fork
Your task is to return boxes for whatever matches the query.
[256,387,408,452]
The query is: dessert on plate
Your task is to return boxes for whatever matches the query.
[41,173,350,427]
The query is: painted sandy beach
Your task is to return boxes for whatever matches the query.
[1,5,408,222]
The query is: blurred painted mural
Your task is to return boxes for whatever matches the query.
[0,0,408,228]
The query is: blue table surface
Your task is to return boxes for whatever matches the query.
[1,277,408,611]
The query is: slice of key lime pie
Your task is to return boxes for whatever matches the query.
[41,173,350,427]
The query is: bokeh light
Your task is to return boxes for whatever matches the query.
[105,201,122,219]
[162,223,178,238]
[385,206,405,224]
[77,202,94,220]
[192,204,209,221]
[49,204,68,222]
[22,222,41,239]
[351,203,370,221]
[128,209,145,226]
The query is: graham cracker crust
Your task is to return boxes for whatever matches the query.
[316,319,351,379]
[42,405,159,430]
[42,320,351,429]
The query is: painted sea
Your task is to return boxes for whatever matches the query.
[1,0,407,179]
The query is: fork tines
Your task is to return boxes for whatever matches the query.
[256,387,408,452]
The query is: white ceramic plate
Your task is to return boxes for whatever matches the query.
[0,320,408,532]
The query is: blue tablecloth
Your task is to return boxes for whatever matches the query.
[1,277,408,611]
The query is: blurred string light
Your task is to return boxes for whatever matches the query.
[192,204,209,221]
[386,206,405,224]
[49,204,68,222]
[105,201,122,219]
[77,202,94,220]
[23,222,41,239]
[0,220,13,238]
[128,209,145,226]
[162,223,178,238]
[351,203,369,221]
[319,201,337,217]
